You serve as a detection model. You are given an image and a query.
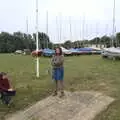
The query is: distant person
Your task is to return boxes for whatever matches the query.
[51,47,64,97]
[0,72,16,105]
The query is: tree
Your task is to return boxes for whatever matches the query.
[100,36,111,48]
[116,32,120,47]
[0,31,53,53]
[89,37,100,46]
[0,32,16,53]
[0,32,34,53]
[109,35,117,47]
[63,40,72,49]
[73,41,79,48]
[13,32,35,50]
[33,32,51,49]
[82,40,89,47]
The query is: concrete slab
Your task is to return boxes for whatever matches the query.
[6,91,114,120]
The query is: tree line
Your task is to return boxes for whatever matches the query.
[63,32,120,49]
[0,31,120,53]
[0,31,53,53]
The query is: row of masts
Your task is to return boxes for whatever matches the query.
[26,0,116,48]
[26,15,115,46]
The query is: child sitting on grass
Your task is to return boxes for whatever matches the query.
[0,72,16,105]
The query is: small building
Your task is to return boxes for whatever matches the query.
[87,44,106,48]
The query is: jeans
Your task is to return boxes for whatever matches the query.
[0,91,13,105]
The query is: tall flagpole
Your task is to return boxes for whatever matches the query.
[36,0,39,78]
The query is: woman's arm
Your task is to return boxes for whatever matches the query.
[8,79,13,89]
[0,84,8,91]
[54,55,64,66]
[51,55,55,66]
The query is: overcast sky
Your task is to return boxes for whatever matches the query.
[0,0,119,43]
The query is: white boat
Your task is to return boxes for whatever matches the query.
[101,47,120,59]
[60,47,72,55]
[89,47,101,51]
[102,0,120,60]
[15,50,23,54]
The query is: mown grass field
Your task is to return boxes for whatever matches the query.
[0,54,120,120]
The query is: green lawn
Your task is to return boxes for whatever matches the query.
[0,54,120,120]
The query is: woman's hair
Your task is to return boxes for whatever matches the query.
[55,47,63,55]
[0,72,6,80]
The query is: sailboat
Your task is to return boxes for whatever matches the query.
[101,0,120,59]
[102,47,120,59]
[60,46,72,56]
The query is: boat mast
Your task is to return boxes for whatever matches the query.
[26,16,29,49]
[112,0,116,47]
[69,16,72,48]
[82,14,85,47]
[96,22,98,47]
[59,13,62,46]
[69,16,72,41]
[56,15,59,46]
[46,11,48,48]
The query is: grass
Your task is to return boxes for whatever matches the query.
[0,54,120,120]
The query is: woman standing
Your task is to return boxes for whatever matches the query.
[51,47,64,97]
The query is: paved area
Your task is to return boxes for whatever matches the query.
[6,91,114,120]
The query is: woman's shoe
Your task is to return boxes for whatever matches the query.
[52,91,57,96]
[59,91,65,98]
